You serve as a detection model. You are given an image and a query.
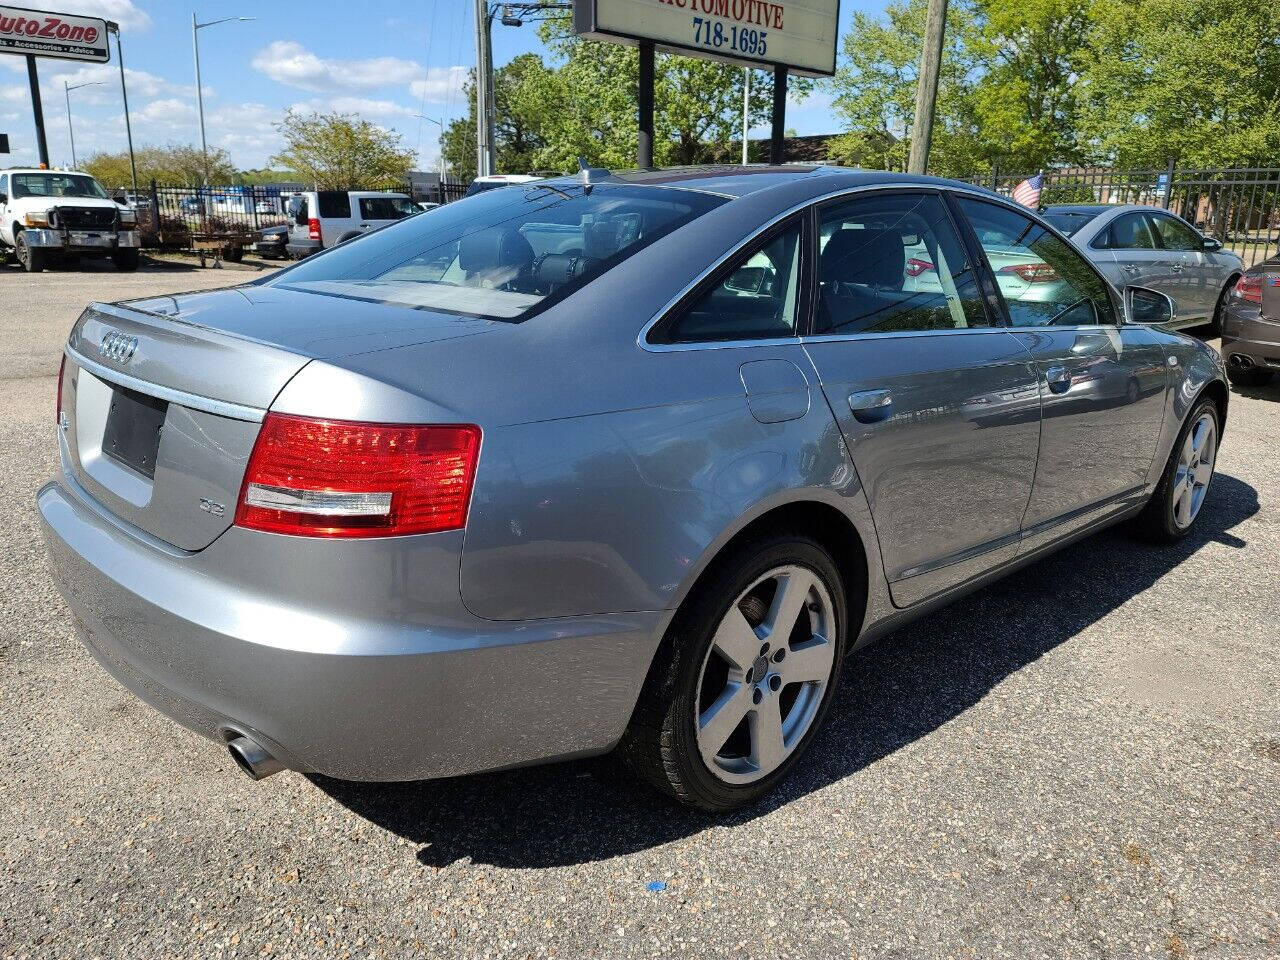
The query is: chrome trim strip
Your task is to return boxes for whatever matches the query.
[65,345,266,423]
[636,180,1102,354]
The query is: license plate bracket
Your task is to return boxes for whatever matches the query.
[102,385,167,479]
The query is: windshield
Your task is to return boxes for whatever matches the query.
[1040,210,1100,237]
[12,173,108,200]
[271,182,725,321]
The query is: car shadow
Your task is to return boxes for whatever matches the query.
[312,472,1259,869]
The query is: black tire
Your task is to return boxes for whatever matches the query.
[617,532,850,811]
[1134,396,1220,543]
[1209,278,1235,336]
[1226,365,1272,389]
[15,231,44,273]
[112,249,140,272]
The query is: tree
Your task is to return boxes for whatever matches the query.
[81,143,235,187]
[270,111,415,190]
[1077,0,1280,167]
[438,15,811,178]
[825,0,984,175]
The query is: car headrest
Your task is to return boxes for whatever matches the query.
[821,228,906,289]
[535,252,581,290]
[583,221,620,260]
[458,227,535,277]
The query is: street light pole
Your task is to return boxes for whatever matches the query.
[64,79,103,169]
[107,22,138,192]
[742,67,751,165]
[192,14,254,185]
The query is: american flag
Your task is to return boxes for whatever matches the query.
[1012,173,1043,208]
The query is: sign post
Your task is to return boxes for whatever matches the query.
[573,0,840,168]
[1,5,111,167]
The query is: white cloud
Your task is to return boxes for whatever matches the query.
[290,96,415,119]
[135,97,196,125]
[13,0,151,31]
[409,66,469,104]
[251,40,424,93]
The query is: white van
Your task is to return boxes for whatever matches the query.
[285,190,419,258]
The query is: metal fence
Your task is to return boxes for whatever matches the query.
[109,178,471,253]
[960,166,1280,267]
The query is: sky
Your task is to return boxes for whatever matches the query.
[0,0,882,175]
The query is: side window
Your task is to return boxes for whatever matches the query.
[815,192,989,334]
[1106,213,1157,250]
[288,195,308,225]
[956,197,1117,327]
[662,223,802,343]
[1151,214,1201,251]
[316,191,352,219]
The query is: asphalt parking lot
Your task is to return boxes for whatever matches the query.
[1,262,1277,959]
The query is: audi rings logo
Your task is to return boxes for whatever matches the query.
[98,330,138,364]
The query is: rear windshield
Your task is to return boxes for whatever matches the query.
[1040,210,1100,236]
[271,182,725,321]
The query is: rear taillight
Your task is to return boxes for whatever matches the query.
[234,414,481,538]
[308,217,322,242]
[1234,274,1262,304]
[56,355,66,424]
[999,262,1059,283]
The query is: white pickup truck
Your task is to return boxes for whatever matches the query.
[0,168,140,272]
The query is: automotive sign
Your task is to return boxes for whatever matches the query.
[573,0,840,77]
[0,5,110,63]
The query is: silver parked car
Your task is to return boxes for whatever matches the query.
[39,167,1228,810]
[1041,204,1244,332]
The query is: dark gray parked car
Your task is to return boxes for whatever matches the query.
[1042,204,1244,332]
[39,167,1228,810]
[1220,255,1280,388]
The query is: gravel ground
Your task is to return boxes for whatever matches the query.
[1,265,1277,959]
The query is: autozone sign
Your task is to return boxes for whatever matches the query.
[573,0,840,76]
[0,5,110,62]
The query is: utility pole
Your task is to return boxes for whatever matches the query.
[108,22,139,193]
[25,56,49,168]
[473,0,496,178]
[741,67,750,165]
[907,0,947,174]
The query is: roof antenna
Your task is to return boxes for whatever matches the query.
[577,156,609,195]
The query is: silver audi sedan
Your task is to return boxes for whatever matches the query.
[1041,204,1244,333]
[40,167,1228,810]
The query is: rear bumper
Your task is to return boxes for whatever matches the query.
[37,477,662,781]
[285,239,321,257]
[1221,304,1280,369]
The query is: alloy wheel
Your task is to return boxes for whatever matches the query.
[694,564,836,785]
[1172,412,1216,529]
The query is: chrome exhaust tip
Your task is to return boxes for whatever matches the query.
[227,735,284,781]
[1230,354,1254,368]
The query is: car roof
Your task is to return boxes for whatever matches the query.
[5,168,93,176]
[554,164,1003,201]
[1042,204,1110,214]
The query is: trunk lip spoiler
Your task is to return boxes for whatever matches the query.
[65,344,267,423]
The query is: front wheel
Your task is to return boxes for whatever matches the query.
[1135,397,1220,542]
[619,533,848,810]
[112,248,140,272]
[15,231,44,273]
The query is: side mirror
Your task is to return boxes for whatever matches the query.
[1201,237,1223,252]
[1125,285,1176,325]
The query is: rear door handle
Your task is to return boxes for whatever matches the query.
[1044,365,1071,394]
[848,389,893,423]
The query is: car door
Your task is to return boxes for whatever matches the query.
[1149,212,1213,320]
[801,190,1042,607]
[952,195,1168,551]
[1095,211,1164,292]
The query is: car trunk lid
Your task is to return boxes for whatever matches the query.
[61,286,498,551]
